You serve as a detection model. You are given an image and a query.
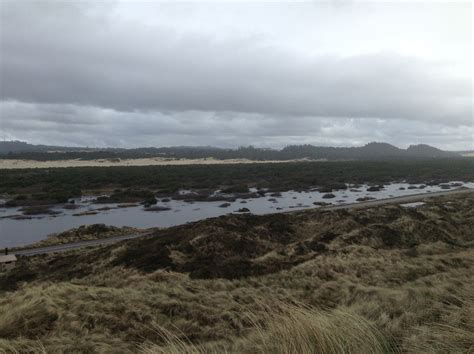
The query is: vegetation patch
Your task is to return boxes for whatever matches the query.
[0,193,473,352]
[1,160,473,207]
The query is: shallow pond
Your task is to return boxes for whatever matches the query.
[0,181,472,248]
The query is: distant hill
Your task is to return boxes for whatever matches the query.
[406,144,457,158]
[279,142,458,160]
[0,141,108,154]
[0,140,461,161]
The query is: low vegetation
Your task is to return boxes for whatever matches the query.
[0,192,473,352]
[95,189,157,205]
[1,159,473,206]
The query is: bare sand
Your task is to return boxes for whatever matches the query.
[0,157,303,169]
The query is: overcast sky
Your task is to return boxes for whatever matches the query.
[0,1,472,150]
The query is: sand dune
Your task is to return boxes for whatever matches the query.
[0,157,299,169]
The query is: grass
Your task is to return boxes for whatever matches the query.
[140,302,396,353]
[404,290,474,353]
[0,192,473,352]
[243,302,395,353]
[1,159,474,201]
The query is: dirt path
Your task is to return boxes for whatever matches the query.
[13,232,153,257]
[320,188,473,211]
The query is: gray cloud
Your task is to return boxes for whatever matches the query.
[0,1,472,149]
[1,101,472,151]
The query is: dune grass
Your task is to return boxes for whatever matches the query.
[1,261,472,353]
[0,193,473,352]
[248,303,395,353]
[404,291,474,353]
[140,301,396,354]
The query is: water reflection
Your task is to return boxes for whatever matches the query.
[1,181,473,248]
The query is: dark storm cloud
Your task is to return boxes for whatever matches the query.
[0,1,472,149]
[2,101,472,151]
[1,1,471,125]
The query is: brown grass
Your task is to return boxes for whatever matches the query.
[0,193,473,352]
[140,302,395,353]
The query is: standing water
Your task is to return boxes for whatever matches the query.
[0,182,473,248]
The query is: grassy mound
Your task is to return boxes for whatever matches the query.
[0,193,473,352]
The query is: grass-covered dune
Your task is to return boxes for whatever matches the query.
[1,192,473,352]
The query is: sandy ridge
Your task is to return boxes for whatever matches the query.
[0,157,306,169]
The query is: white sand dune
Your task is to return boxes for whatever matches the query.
[0,157,302,169]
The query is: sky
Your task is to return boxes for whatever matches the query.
[0,0,472,150]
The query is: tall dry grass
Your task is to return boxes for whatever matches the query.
[405,292,474,353]
[248,302,395,354]
[0,340,47,354]
[140,301,396,353]
[1,193,473,352]
[139,323,209,354]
